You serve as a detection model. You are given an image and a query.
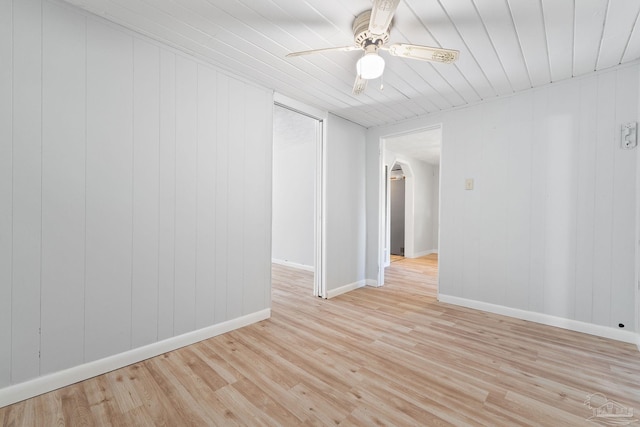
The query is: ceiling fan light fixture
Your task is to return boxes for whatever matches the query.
[286,0,459,95]
[356,52,385,79]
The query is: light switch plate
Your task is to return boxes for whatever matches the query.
[465,178,474,190]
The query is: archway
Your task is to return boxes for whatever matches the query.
[385,159,415,266]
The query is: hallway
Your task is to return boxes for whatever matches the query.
[385,253,438,298]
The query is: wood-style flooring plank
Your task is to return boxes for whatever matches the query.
[2,254,640,426]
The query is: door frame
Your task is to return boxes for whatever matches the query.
[377,124,442,286]
[273,93,328,298]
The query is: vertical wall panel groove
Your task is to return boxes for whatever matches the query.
[528,88,548,314]
[476,100,509,305]
[40,0,86,375]
[173,56,198,336]
[0,0,13,388]
[85,19,134,362]
[574,77,598,324]
[227,79,246,319]
[264,93,273,310]
[543,81,579,319]
[244,86,271,315]
[195,64,217,329]
[592,71,616,327]
[158,50,176,340]
[12,0,42,383]
[440,110,467,298]
[214,74,230,324]
[132,38,160,348]
[504,91,533,310]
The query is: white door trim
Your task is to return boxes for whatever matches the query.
[388,159,415,259]
[378,124,443,287]
[273,93,328,298]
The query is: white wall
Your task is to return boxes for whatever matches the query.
[385,152,439,258]
[433,166,440,251]
[272,105,316,269]
[325,114,367,294]
[367,64,639,340]
[0,0,11,391]
[412,160,437,256]
[637,71,640,348]
[0,0,272,396]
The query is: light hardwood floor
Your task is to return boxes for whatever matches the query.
[389,254,404,263]
[2,254,639,426]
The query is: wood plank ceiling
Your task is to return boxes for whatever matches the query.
[61,0,640,128]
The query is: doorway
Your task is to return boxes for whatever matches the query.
[389,162,406,259]
[272,96,327,298]
[379,125,442,286]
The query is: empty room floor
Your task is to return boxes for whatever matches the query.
[1,254,639,425]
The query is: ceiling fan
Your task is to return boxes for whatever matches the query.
[286,0,459,95]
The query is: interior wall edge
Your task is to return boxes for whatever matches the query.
[271,259,314,273]
[326,280,367,299]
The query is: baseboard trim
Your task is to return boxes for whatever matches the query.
[271,258,314,272]
[410,249,438,258]
[365,279,380,287]
[327,280,366,299]
[0,309,271,408]
[438,294,637,345]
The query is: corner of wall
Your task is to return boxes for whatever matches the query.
[326,280,367,299]
[636,65,640,350]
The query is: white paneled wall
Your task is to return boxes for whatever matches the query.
[438,65,637,330]
[0,0,12,391]
[0,0,272,390]
[41,0,87,374]
[85,10,134,363]
[366,64,639,336]
[325,114,367,292]
[158,49,177,341]
[12,0,43,385]
[131,37,160,349]
[195,64,217,329]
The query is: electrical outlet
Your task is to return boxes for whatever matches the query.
[621,122,638,149]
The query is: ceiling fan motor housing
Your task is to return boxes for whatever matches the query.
[353,10,390,47]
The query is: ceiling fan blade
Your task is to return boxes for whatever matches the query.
[385,43,459,63]
[368,0,401,36]
[352,75,367,95]
[286,46,361,57]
